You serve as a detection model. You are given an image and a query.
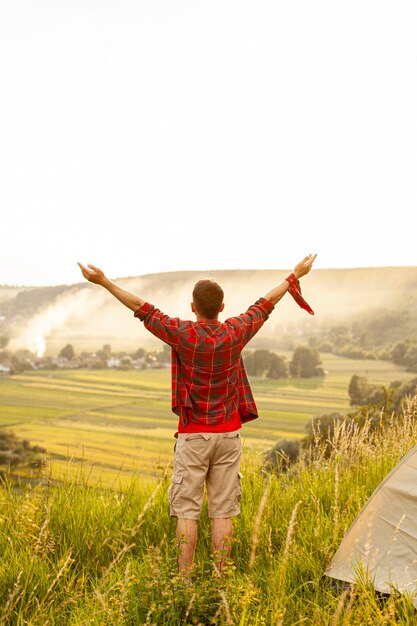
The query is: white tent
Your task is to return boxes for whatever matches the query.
[326,443,417,606]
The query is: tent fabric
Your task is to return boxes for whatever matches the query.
[326,443,417,606]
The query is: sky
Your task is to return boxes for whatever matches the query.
[1,0,416,286]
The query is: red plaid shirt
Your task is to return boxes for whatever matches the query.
[134,298,274,432]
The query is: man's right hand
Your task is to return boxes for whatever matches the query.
[78,262,107,286]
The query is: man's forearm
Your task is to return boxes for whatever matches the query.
[101,277,145,312]
[264,279,291,306]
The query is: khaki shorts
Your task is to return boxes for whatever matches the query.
[168,430,242,520]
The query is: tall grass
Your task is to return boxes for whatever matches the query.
[1,396,417,625]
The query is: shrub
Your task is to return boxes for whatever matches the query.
[264,438,301,473]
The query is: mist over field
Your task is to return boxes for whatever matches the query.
[1,266,417,355]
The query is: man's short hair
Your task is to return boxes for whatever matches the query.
[192,279,224,319]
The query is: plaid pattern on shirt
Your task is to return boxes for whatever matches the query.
[134,298,274,429]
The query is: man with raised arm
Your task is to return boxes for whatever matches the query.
[78,255,316,573]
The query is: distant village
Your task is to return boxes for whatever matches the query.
[0,343,171,375]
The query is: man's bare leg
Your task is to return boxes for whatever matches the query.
[176,519,197,574]
[211,518,233,573]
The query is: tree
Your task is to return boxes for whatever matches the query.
[244,350,288,379]
[266,354,288,379]
[244,350,272,377]
[0,431,46,469]
[317,340,334,353]
[348,374,385,406]
[391,341,409,365]
[348,375,372,405]
[96,344,112,362]
[264,438,301,473]
[304,413,348,456]
[392,377,417,411]
[59,344,75,360]
[156,344,171,365]
[289,346,323,378]
[328,326,350,348]
[119,356,133,370]
[404,345,417,372]
[358,331,375,351]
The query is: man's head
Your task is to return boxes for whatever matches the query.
[192,279,224,319]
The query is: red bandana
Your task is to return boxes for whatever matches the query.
[285,273,314,315]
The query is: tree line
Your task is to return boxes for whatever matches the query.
[244,346,324,379]
[265,373,417,473]
[305,303,417,372]
[0,343,325,379]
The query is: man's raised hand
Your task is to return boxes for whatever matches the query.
[77,263,145,310]
[293,254,317,280]
[78,262,106,285]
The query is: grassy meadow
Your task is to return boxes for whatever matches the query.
[0,354,411,486]
[1,395,417,624]
[1,353,416,624]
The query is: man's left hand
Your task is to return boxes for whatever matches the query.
[293,254,317,280]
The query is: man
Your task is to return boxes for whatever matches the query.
[78,255,316,573]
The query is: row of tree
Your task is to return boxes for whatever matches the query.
[265,374,417,473]
[306,317,417,371]
[244,347,324,379]
[0,431,46,472]
[1,343,325,379]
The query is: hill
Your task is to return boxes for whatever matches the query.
[1,266,416,355]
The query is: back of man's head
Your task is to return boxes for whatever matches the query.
[192,279,224,319]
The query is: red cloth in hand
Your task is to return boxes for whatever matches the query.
[285,273,314,315]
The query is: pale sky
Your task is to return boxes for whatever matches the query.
[1,0,416,286]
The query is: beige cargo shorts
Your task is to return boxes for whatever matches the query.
[168,430,243,520]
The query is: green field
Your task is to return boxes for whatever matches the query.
[0,354,411,485]
[2,399,417,625]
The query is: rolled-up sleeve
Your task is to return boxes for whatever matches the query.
[226,298,275,347]
[134,303,181,348]
[134,302,155,322]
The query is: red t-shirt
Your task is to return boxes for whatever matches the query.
[134,298,274,433]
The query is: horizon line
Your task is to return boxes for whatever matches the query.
[2,264,417,289]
